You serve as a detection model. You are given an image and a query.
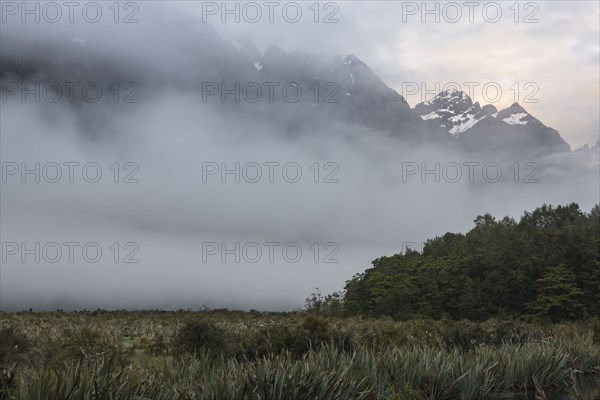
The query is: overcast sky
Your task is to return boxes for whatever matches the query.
[175,1,600,149]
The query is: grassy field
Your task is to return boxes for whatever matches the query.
[1,311,599,399]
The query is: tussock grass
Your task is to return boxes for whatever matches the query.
[1,312,599,399]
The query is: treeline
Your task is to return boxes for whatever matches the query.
[341,203,599,321]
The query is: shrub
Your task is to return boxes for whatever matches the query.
[443,321,486,350]
[301,314,329,338]
[243,323,311,359]
[172,320,226,356]
[0,327,31,365]
[62,327,111,360]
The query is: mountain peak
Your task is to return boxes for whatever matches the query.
[506,102,528,114]
[481,104,498,115]
[575,140,600,166]
[427,88,471,104]
[341,54,361,65]
[413,89,480,137]
[496,103,531,126]
[576,144,591,152]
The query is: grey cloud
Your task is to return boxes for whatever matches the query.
[0,1,598,311]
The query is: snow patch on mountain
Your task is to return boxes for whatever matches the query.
[414,90,497,137]
[503,113,528,125]
[413,91,549,138]
[422,111,442,120]
[422,88,463,106]
[449,113,480,135]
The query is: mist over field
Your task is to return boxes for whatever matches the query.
[0,1,598,311]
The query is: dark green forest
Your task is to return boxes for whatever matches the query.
[341,203,600,321]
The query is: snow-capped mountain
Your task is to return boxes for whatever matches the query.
[413,89,498,137]
[250,47,433,139]
[0,8,578,156]
[413,90,570,155]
